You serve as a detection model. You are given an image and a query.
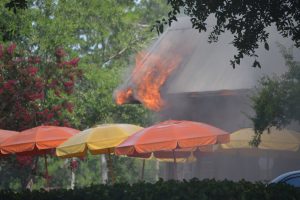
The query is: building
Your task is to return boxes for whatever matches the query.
[145,17,300,181]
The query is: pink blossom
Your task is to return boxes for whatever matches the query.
[63,81,74,88]
[34,56,41,64]
[48,80,58,88]
[8,80,17,84]
[69,58,80,66]
[52,105,61,111]
[52,120,60,126]
[3,80,16,93]
[15,57,25,63]
[36,111,43,116]
[35,79,43,89]
[47,113,54,120]
[7,43,17,55]
[64,102,74,113]
[27,66,39,76]
[37,92,44,100]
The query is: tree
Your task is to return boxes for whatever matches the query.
[153,0,300,68]
[0,43,82,131]
[2,0,170,66]
[251,46,300,145]
[1,0,169,189]
[0,43,82,189]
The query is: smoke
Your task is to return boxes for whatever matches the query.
[163,17,300,93]
[114,20,201,110]
[115,16,299,111]
[115,16,300,182]
[153,16,300,130]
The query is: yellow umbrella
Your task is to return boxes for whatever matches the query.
[56,124,143,184]
[56,124,143,158]
[218,128,300,180]
[221,127,300,151]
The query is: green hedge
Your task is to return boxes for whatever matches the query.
[1,179,299,200]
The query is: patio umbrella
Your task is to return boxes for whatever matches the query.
[221,127,300,151]
[0,125,79,186]
[0,129,19,156]
[115,120,229,179]
[216,128,300,180]
[56,123,143,183]
[1,126,80,155]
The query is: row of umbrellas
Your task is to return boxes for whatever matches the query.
[1,120,300,184]
[0,120,230,159]
[0,120,229,184]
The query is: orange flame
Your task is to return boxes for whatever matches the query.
[113,31,196,112]
[115,50,182,111]
[115,88,133,105]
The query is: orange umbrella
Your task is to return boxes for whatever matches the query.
[0,125,79,155]
[116,120,229,179]
[116,120,229,155]
[0,129,19,156]
[0,125,79,186]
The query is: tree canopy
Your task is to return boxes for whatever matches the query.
[0,43,82,131]
[1,0,168,190]
[251,46,300,145]
[153,0,300,68]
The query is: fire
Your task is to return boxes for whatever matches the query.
[115,88,133,105]
[115,50,182,111]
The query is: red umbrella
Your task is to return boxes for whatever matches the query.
[116,120,229,179]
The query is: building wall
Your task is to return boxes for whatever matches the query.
[158,90,253,132]
[156,91,300,182]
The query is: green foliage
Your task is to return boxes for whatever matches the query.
[251,45,300,145]
[0,2,31,43]
[2,0,170,65]
[154,0,300,68]
[0,156,31,189]
[70,65,153,129]
[5,0,28,13]
[1,179,300,200]
[0,0,169,191]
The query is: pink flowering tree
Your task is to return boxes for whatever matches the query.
[0,43,82,131]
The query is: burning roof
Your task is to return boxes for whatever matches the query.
[115,17,300,111]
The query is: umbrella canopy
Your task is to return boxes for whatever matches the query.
[0,126,79,155]
[115,120,229,156]
[0,130,19,143]
[56,124,143,158]
[221,127,300,151]
[0,129,19,156]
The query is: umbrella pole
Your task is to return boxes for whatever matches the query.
[70,158,76,189]
[100,155,108,184]
[172,150,177,180]
[44,154,49,189]
[107,149,115,184]
[141,159,145,181]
